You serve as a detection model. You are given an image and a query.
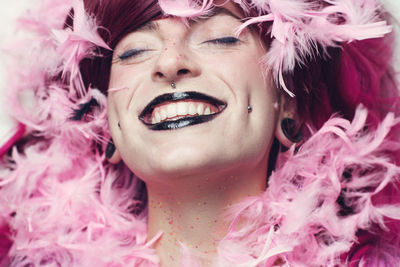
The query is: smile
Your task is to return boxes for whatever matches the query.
[139,91,227,130]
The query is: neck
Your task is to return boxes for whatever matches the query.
[146,165,267,266]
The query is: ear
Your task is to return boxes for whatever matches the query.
[106,138,122,164]
[275,93,303,148]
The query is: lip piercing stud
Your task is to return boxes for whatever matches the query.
[171,82,176,89]
[248,106,253,113]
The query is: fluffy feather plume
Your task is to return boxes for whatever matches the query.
[2,0,111,147]
[52,0,111,97]
[158,0,214,18]
[237,0,392,95]
[16,0,73,36]
[2,146,159,266]
[218,106,400,266]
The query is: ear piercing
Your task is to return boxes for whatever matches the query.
[248,105,252,113]
[171,82,176,89]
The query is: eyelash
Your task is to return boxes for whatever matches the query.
[205,36,240,45]
[118,49,147,61]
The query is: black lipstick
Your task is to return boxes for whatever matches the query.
[139,91,227,130]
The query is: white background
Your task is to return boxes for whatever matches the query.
[0,0,399,142]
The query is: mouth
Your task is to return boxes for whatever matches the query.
[139,91,227,130]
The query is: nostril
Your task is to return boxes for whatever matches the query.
[155,72,164,78]
[178,69,190,76]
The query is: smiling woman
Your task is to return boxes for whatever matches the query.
[1,0,400,266]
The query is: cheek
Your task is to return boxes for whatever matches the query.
[109,60,153,89]
[109,65,125,88]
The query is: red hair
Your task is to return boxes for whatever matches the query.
[78,0,164,94]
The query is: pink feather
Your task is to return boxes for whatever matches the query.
[52,0,110,97]
[1,1,399,266]
[218,106,400,266]
[158,0,214,18]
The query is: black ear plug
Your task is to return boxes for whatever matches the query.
[281,118,302,143]
[106,138,116,159]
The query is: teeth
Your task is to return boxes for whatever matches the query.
[167,103,177,118]
[177,102,187,116]
[150,101,218,124]
[160,109,167,120]
[197,103,204,116]
[155,112,161,123]
[189,103,196,115]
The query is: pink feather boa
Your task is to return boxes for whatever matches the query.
[1,106,400,266]
[1,0,399,266]
[217,107,400,266]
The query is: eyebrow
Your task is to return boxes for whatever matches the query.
[135,7,242,33]
[202,7,242,21]
[136,21,160,32]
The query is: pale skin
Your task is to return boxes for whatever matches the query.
[107,1,294,266]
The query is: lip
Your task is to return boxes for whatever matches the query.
[139,91,227,130]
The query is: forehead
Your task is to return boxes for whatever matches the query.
[112,1,247,51]
[135,1,244,32]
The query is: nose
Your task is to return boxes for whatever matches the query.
[151,43,201,84]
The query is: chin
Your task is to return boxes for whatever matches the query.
[135,146,265,183]
[144,147,223,179]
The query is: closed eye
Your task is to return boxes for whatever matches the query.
[204,36,241,45]
[118,49,147,60]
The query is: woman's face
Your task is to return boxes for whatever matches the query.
[108,1,279,181]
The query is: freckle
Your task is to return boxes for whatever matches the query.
[190,226,194,229]
[164,47,168,51]
[203,202,207,205]
[214,220,217,223]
